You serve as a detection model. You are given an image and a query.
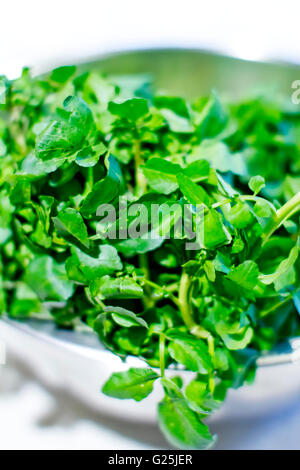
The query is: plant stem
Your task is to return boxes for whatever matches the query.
[159,334,166,377]
[262,191,300,244]
[178,271,216,386]
[178,271,195,330]
[155,282,179,295]
[93,297,106,310]
[178,271,212,338]
[260,294,293,318]
[207,335,215,357]
[139,252,149,278]
[133,138,147,195]
[82,167,94,198]
[207,335,215,394]
[132,137,152,307]
[212,198,231,209]
[139,253,154,308]
[150,282,179,304]
[142,278,181,308]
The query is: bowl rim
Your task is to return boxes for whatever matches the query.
[2,316,300,370]
[31,45,300,78]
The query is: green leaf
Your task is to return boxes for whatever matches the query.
[108,98,149,122]
[9,179,31,205]
[228,200,254,229]
[102,368,159,401]
[259,242,299,285]
[204,260,216,282]
[195,91,227,138]
[9,282,47,318]
[153,96,192,133]
[184,160,210,182]
[81,155,121,216]
[220,327,253,350]
[50,65,76,84]
[53,207,89,247]
[36,96,94,161]
[167,331,213,374]
[185,380,227,415]
[249,175,265,195]
[231,237,245,253]
[25,255,74,301]
[116,236,165,257]
[142,158,211,195]
[210,302,254,350]
[253,199,275,218]
[104,306,148,329]
[227,260,259,290]
[154,249,178,268]
[142,158,181,194]
[154,96,190,117]
[160,108,193,133]
[158,379,215,450]
[90,275,144,300]
[188,140,246,176]
[213,349,229,371]
[185,380,207,410]
[213,251,231,274]
[75,143,106,168]
[67,244,122,282]
[201,209,232,250]
[274,266,295,291]
[21,152,64,176]
[177,173,209,206]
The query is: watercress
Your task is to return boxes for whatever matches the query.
[1,66,300,449]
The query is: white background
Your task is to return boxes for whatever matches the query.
[1,0,300,450]
[1,0,300,77]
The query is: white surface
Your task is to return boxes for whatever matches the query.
[1,1,300,78]
[0,356,163,450]
[0,341,5,365]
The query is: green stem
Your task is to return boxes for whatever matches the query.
[150,282,179,303]
[178,271,195,330]
[142,279,180,308]
[178,271,216,387]
[132,138,152,307]
[82,167,94,198]
[139,253,149,278]
[160,282,179,294]
[139,253,153,309]
[262,191,300,244]
[92,296,106,310]
[260,294,293,318]
[208,335,215,357]
[159,334,166,377]
[178,271,212,339]
[207,335,215,394]
[133,138,147,195]
[212,198,231,209]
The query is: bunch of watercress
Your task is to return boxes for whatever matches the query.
[1,66,300,449]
